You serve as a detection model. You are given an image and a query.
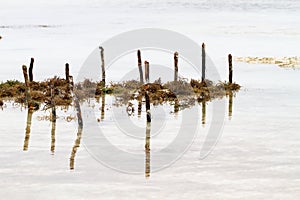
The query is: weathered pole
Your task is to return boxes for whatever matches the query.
[174,52,179,82]
[228,54,233,84]
[65,63,70,82]
[202,43,206,82]
[144,61,149,83]
[99,46,106,86]
[29,58,34,82]
[22,65,31,104]
[137,50,144,84]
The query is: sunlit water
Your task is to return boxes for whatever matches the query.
[1,0,300,199]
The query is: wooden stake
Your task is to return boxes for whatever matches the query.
[174,52,179,82]
[22,65,31,104]
[137,50,144,84]
[202,43,206,82]
[29,58,34,82]
[65,63,70,82]
[144,61,149,83]
[99,46,106,86]
[228,54,233,84]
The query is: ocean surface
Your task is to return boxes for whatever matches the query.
[0,0,300,199]
[0,0,299,81]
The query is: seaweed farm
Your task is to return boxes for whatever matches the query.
[1,0,300,199]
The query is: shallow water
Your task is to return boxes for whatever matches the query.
[0,0,300,81]
[1,0,300,199]
[1,62,300,199]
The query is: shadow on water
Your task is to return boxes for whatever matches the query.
[23,109,34,151]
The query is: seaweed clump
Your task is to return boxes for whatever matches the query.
[0,77,72,106]
[0,77,241,108]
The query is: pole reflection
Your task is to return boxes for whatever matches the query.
[101,93,105,120]
[70,97,83,170]
[202,100,206,125]
[228,91,233,119]
[145,122,151,178]
[23,109,33,151]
